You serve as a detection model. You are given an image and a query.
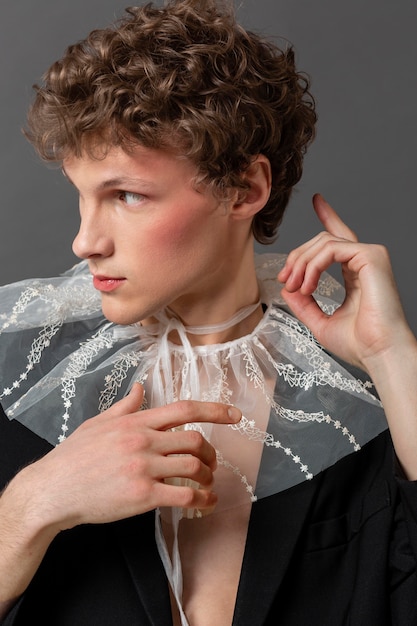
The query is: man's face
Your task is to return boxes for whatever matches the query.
[65,144,236,326]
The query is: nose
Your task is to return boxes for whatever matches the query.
[72,203,114,260]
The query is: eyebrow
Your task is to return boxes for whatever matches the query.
[96,177,154,191]
[61,169,154,191]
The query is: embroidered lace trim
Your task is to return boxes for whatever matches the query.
[0,253,386,504]
[0,253,388,626]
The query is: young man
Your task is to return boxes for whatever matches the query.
[1,1,417,624]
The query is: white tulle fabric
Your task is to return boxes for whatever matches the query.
[0,254,387,624]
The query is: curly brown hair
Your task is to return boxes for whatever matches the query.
[25,0,317,243]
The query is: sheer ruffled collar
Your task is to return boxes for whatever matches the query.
[0,253,388,626]
[0,253,386,505]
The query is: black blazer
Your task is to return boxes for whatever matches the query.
[1,405,417,626]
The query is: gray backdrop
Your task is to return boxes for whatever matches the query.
[1,1,416,332]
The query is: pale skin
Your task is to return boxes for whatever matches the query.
[0,145,417,622]
[278,193,417,481]
[0,145,269,619]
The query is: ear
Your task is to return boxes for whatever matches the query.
[230,154,272,220]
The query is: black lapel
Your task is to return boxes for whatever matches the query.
[233,475,320,626]
[113,511,173,626]
[113,483,318,626]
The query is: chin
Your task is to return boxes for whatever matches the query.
[101,302,142,326]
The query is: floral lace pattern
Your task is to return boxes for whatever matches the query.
[0,254,387,505]
[0,254,389,626]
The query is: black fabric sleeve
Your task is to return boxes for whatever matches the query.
[0,404,53,491]
[396,477,417,556]
[0,407,53,625]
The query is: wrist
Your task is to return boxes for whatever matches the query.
[361,331,417,481]
[1,464,62,542]
[0,468,60,607]
[362,329,417,384]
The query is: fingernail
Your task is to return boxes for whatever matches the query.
[228,406,241,421]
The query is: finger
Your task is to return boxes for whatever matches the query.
[279,232,337,292]
[141,400,241,431]
[161,454,215,488]
[283,239,360,295]
[313,194,358,242]
[101,382,145,418]
[154,428,218,471]
[151,481,218,511]
[280,289,330,339]
[278,196,358,285]
[278,231,329,283]
[127,382,145,406]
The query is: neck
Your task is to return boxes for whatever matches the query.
[168,301,264,346]
[145,245,262,345]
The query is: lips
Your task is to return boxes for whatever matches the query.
[92,275,126,293]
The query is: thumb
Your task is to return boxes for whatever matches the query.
[107,382,145,416]
[281,288,328,342]
[126,382,145,410]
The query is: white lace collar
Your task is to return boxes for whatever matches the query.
[0,253,386,506]
[0,253,389,626]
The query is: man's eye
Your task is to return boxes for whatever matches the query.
[120,191,144,205]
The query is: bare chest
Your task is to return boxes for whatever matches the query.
[164,504,251,626]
